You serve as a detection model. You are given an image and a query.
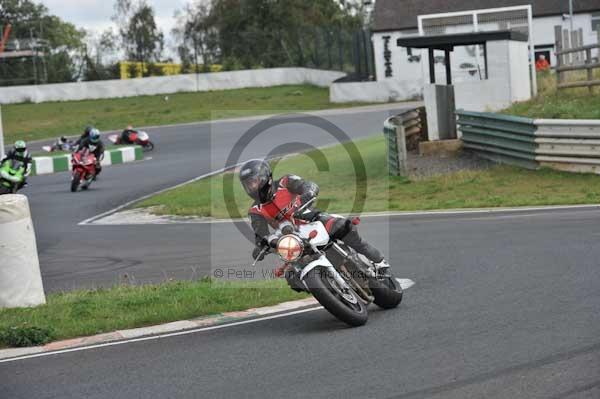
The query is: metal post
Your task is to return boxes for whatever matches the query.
[0,105,5,159]
[444,49,452,85]
[428,48,436,84]
[527,5,538,96]
[473,12,483,80]
[569,0,574,34]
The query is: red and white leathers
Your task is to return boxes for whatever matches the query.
[248,174,384,264]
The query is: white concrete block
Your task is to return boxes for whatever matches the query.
[120,148,136,163]
[34,157,54,175]
[0,195,46,308]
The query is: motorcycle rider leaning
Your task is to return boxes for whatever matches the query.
[240,159,390,280]
[120,125,137,144]
[76,128,105,177]
[1,140,32,189]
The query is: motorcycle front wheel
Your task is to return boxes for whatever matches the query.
[142,141,154,151]
[369,275,403,309]
[71,172,81,192]
[304,266,368,327]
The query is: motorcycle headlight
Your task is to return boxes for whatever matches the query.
[277,235,304,263]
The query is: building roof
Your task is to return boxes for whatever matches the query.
[374,0,600,32]
[396,30,528,50]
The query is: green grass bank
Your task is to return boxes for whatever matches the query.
[0,279,307,348]
[503,70,600,119]
[136,135,600,218]
[3,85,367,144]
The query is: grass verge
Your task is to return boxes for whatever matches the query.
[0,279,308,348]
[503,70,600,119]
[136,135,600,218]
[3,85,368,144]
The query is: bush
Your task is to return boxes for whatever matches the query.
[0,325,55,348]
[221,57,244,71]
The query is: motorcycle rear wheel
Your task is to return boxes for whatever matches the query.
[71,172,81,192]
[304,266,368,327]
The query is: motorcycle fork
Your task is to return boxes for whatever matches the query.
[330,243,374,302]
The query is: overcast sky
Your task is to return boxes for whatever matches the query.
[40,0,187,38]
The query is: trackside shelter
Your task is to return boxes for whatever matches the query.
[397,30,531,141]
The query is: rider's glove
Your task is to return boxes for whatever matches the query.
[252,246,267,261]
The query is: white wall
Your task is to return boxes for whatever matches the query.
[532,14,600,66]
[508,41,532,102]
[373,12,600,86]
[330,79,423,103]
[454,40,530,112]
[0,68,346,105]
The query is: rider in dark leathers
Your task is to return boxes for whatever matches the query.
[75,128,105,177]
[120,125,137,144]
[240,159,390,282]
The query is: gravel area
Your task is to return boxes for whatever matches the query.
[406,150,494,179]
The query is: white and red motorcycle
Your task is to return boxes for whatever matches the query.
[108,130,154,151]
[254,199,403,327]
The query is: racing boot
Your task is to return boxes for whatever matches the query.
[373,259,391,277]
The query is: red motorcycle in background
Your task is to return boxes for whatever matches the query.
[108,130,154,151]
[70,148,97,192]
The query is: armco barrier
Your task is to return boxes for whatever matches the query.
[457,110,600,173]
[535,119,600,173]
[31,146,143,176]
[383,107,427,176]
[457,110,538,169]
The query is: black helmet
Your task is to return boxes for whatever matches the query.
[239,159,273,203]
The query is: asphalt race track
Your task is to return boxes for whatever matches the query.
[1,105,599,398]
[2,208,600,398]
[20,105,412,291]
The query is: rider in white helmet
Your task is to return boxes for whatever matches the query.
[1,140,33,188]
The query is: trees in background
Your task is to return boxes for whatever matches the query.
[0,0,85,85]
[113,0,164,77]
[0,0,369,85]
[174,2,218,73]
[176,0,366,71]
